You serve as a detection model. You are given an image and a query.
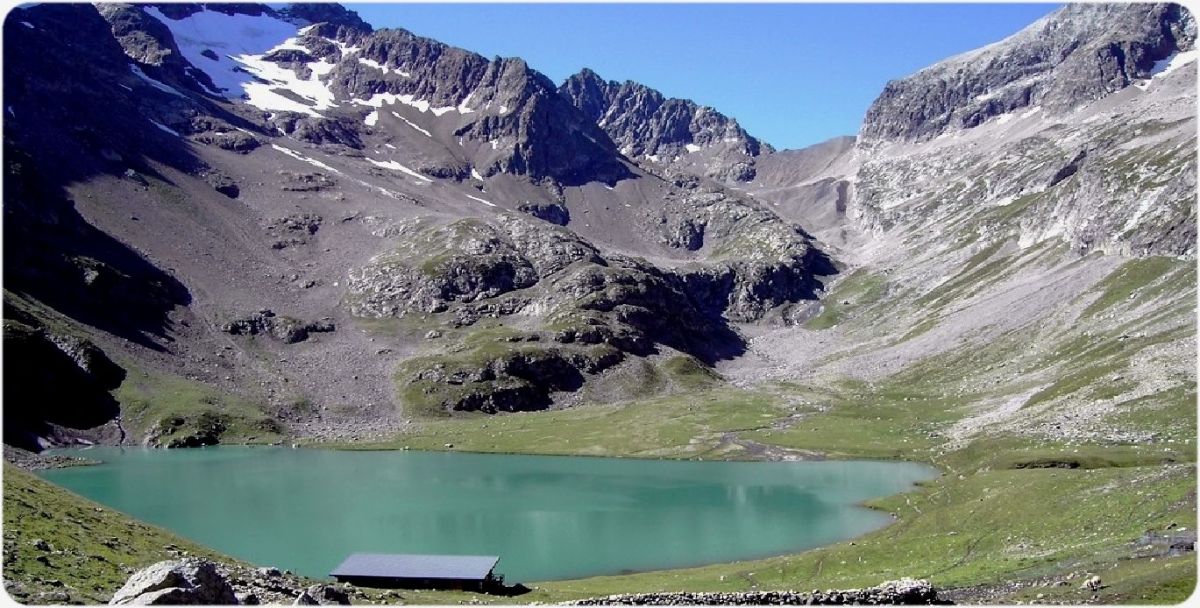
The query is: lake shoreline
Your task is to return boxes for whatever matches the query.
[36,446,937,584]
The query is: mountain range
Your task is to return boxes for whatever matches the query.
[2,2,1194,461]
[2,2,1198,604]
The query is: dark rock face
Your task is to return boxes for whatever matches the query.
[517,201,570,225]
[98,3,224,96]
[549,259,715,359]
[191,129,261,154]
[279,116,364,149]
[204,170,239,198]
[278,4,372,33]
[404,346,614,415]
[3,141,192,352]
[153,413,227,448]
[560,68,769,181]
[860,3,1196,142]
[222,310,336,344]
[1,319,125,451]
[97,4,184,69]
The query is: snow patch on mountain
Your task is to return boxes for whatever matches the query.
[1135,49,1199,90]
[144,6,299,96]
[129,64,185,97]
[148,119,180,136]
[271,144,341,174]
[238,51,338,116]
[393,113,432,137]
[365,158,433,182]
[359,57,410,77]
[351,92,460,117]
[465,194,496,207]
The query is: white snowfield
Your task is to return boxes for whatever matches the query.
[393,112,432,137]
[350,92,468,118]
[129,64,185,98]
[144,7,298,96]
[359,57,411,78]
[237,49,339,116]
[148,119,180,136]
[271,144,341,174]
[465,194,496,207]
[145,6,343,117]
[1135,49,1198,90]
[365,158,433,183]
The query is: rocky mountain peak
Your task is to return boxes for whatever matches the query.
[95,3,629,186]
[860,2,1196,143]
[278,3,372,32]
[323,27,629,184]
[559,68,770,182]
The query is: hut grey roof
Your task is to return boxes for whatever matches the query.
[330,554,499,580]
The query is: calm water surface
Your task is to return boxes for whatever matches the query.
[40,447,935,582]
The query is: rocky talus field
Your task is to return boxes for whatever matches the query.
[1,2,1196,605]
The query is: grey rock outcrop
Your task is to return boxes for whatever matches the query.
[97,3,222,96]
[860,3,1196,143]
[109,558,238,605]
[850,3,1197,258]
[278,116,364,149]
[277,4,372,33]
[318,28,632,185]
[222,310,336,344]
[560,68,769,182]
[347,217,603,318]
[517,201,570,225]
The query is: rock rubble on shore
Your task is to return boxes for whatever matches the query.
[566,578,945,605]
[109,558,353,605]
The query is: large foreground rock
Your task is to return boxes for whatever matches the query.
[109,558,238,605]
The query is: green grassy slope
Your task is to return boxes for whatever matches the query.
[2,464,228,604]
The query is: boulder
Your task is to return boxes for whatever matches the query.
[292,584,350,605]
[516,201,570,226]
[109,558,237,605]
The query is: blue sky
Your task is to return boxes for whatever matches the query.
[348,3,1060,150]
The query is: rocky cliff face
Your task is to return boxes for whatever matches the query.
[560,68,769,182]
[2,317,125,451]
[133,3,632,186]
[851,2,1196,259]
[860,3,1196,143]
[348,209,828,413]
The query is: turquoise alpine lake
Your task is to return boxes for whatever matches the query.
[39,447,936,582]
